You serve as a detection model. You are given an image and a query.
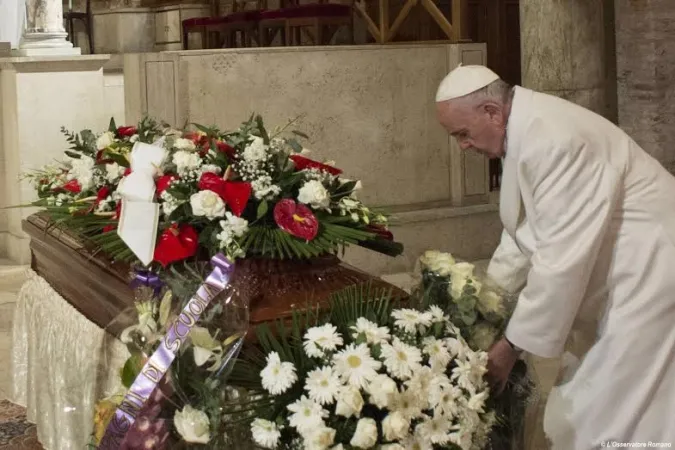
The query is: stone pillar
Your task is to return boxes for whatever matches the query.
[520,0,609,117]
[14,0,81,56]
[615,0,675,173]
[0,55,109,262]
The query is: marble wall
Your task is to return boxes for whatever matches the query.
[615,0,675,173]
[124,43,503,274]
[520,0,611,117]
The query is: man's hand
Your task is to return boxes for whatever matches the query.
[487,337,520,395]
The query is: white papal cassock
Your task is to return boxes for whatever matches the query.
[487,86,675,449]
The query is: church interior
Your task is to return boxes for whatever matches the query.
[1,0,673,448]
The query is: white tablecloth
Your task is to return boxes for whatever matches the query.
[11,269,129,450]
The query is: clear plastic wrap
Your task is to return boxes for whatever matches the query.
[90,254,250,449]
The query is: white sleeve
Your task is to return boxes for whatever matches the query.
[505,144,620,358]
[487,229,531,294]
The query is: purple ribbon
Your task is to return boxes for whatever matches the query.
[99,254,235,450]
[130,270,164,297]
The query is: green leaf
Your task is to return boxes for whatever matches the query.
[257,200,269,219]
[158,291,173,327]
[108,117,117,133]
[120,353,144,388]
[256,116,270,144]
[287,139,303,153]
[291,130,309,139]
[105,152,130,168]
[64,151,81,159]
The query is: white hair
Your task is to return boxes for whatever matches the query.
[461,79,513,106]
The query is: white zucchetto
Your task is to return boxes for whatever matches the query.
[435,64,501,102]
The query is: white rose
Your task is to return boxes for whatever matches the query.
[477,290,506,317]
[174,137,197,151]
[382,411,410,441]
[174,405,210,444]
[305,426,337,449]
[367,374,397,409]
[419,250,456,275]
[190,190,226,220]
[349,418,377,449]
[450,276,482,300]
[449,262,475,280]
[96,131,115,150]
[335,385,364,418]
[298,180,330,209]
[173,150,203,176]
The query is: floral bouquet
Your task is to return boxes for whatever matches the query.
[413,251,538,450]
[223,284,499,450]
[21,114,402,275]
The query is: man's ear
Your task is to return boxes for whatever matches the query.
[483,102,504,122]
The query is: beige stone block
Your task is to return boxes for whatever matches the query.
[104,70,126,125]
[0,55,110,262]
[154,4,211,51]
[93,8,156,54]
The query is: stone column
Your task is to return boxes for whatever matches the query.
[14,0,81,55]
[520,0,609,117]
[615,0,675,173]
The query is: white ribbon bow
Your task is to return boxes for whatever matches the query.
[117,139,167,266]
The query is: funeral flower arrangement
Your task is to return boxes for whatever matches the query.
[22,115,401,270]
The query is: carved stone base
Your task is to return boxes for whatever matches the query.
[13,31,81,56]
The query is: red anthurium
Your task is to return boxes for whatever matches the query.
[274,199,319,241]
[156,174,178,195]
[117,126,137,137]
[63,179,82,194]
[198,173,251,217]
[95,149,113,164]
[216,141,235,158]
[289,154,342,176]
[103,224,116,233]
[123,168,132,177]
[153,224,199,267]
[97,186,111,203]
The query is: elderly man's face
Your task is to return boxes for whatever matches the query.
[436,99,508,159]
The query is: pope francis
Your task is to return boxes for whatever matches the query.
[435,65,675,449]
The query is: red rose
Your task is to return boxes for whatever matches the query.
[273,199,319,241]
[63,179,82,194]
[117,126,137,137]
[97,186,111,203]
[289,155,342,176]
[216,141,235,158]
[153,224,199,267]
[156,175,178,195]
[198,173,251,217]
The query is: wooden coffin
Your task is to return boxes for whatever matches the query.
[22,213,407,337]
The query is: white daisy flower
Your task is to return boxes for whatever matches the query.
[350,317,391,345]
[391,309,432,334]
[415,414,453,445]
[304,366,341,405]
[250,418,281,449]
[380,337,423,380]
[427,305,448,323]
[445,336,468,360]
[404,366,434,406]
[466,388,489,413]
[303,324,344,358]
[391,389,424,421]
[429,376,462,418]
[287,396,327,436]
[423,337,452,372]
[260,352,298,395]
[451,352,488,392]
[332,343,381,389]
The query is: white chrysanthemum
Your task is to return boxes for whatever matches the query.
[466,388,489,413]
[69,155,96,191]
[303,324,343,358]
[332,343,381,389]
[217,212,249,247]
[287,396,327,436]
[404,366,434,406]
[391,309,432,334]
[445,336,468,360]
[415,414,452,445]
[173,150,203,176]
[350,317,391,345]
[423,337,452,372]
[448,427,474,450]
[105,163,126,183]
[380,338,422,380]
[451,351,488,391]
[243,136,269,162]
[427,305,447,323]
[260,352,298,395]
[305,366,341,405]
[391,389,424,421]
[350,418,378,449]
[430,378,462,417]
[366,373,398,409]
[251,418,281,449]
